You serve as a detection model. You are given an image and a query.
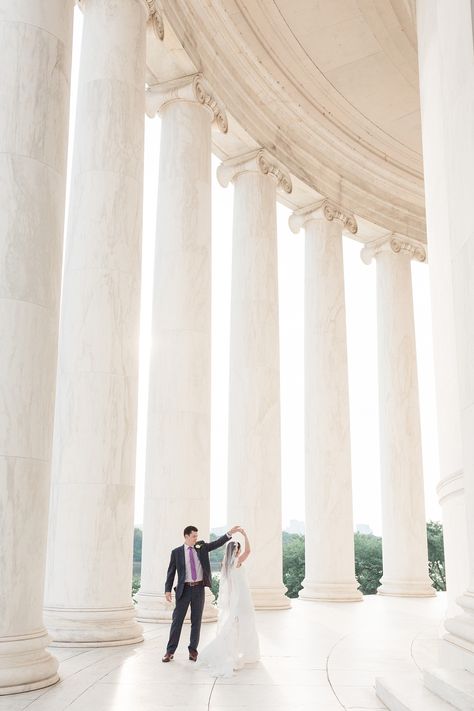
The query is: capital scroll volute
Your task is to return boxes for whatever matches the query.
[289,199,357,235]
[146,73,227,133]
[192,75,228,133]
[217,149,292,193]
[361,234,427,265]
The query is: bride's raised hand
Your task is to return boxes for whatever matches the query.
[237,528,251,563]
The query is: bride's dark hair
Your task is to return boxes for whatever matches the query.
[221,540,241,579]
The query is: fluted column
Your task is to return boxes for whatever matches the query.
[135,75,227,623]
[217,150,291,610]
[361,236,434,597]
[44,0,156,646]
[416,0,474,673]
[0,0,73,693]
[290,201,362,602]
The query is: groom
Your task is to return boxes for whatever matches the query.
[162,524,240,662]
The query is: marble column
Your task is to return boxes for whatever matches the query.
[217,150,291,610]
[422,56,469,612]
[135,75,228,623]
[43,0,156,646]
[0,0,73,693]
[416,0,474,675]
[289,201,362,602]
[361,236,434,597]
[417,0,469,615]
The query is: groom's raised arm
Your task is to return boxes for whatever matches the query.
[206,532,231,552]
[206,525,240,552]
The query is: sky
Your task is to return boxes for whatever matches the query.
[70,8,441,537]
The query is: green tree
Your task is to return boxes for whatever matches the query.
[282,533,305,598]
[133,527,142,562]
[354,532,382,594]
[132,575,141,602]
[427,520,446,591]
[211,574,220,600]
[278,523,445,600]
[209,532,226,572]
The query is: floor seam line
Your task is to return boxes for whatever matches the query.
[325,633,350,710]
[207,676,218,710]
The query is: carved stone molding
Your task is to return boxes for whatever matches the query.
[436,469,464,506]
[192,75,228,133]
[216,149,292,193]
[289,199,357,235]
[146,74,227,132]
[143,1,164,40]
[360,234,427,265]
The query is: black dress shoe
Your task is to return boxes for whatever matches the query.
[188,649,198,661]
[162,652,174,662]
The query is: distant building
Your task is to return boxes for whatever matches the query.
[356,524,373,536]
[211,526,227,537]
[285,520,305,535]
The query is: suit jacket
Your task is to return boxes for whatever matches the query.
[165,533,230,600]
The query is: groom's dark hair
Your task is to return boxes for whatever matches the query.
[183,525,198,537]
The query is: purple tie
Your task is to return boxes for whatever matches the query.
[189,546,197,581]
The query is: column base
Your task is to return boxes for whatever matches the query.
[251,586,291,610]
[135,589,218,623]
[377,577,436,597]
[299,580,363,602]
[43,606,143,647]
[442,635,474,675]
[442,591,474,673]
[0,629,59,696]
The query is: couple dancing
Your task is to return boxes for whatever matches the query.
[162,524,260,677]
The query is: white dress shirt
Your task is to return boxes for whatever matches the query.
[184,544,204,582]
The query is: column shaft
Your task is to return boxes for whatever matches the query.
[0,0,73,693]
[301,217,361,602]
[223,154,290,610]
[374,247,434,597]
[136,95,214,622]
[44,0,147,645]
[417,0,474,672]
[421,48,469,609]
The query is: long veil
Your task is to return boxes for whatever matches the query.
[217,541,238,631]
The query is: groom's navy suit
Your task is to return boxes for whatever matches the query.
[165,533,230,655]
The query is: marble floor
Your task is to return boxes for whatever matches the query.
[0,594,447,711]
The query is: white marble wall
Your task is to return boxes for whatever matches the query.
[44,0,147,646]
[219,151,290,610]
[0,0,73,693]
[417,0,474,672]
[136,81,217,622]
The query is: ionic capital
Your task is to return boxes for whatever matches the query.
[216,149,292,193]
[360,234,427,265]
[146,74,228,132]
[289,199,357,235]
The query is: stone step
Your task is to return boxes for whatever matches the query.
[424,668,474,710]
[376,673,458,711]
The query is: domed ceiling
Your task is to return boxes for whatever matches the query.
[147,0,425,241]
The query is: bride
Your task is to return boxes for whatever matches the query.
[198,527,260,677]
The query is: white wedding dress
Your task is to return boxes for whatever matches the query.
[198,563,260,677]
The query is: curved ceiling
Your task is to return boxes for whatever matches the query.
[149,0,425,241]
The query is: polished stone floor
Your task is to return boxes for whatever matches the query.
[0,594,447,711]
